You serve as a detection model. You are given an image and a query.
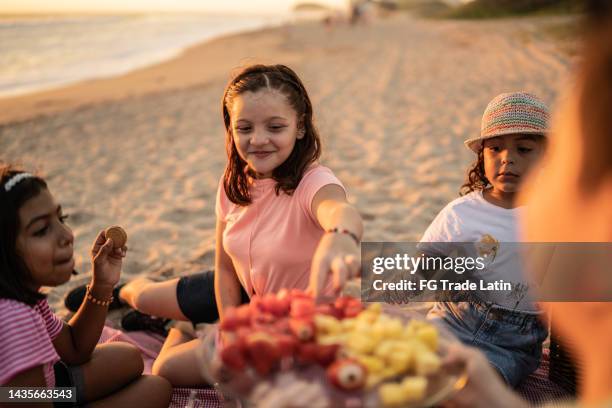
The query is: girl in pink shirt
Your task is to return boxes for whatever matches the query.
[213,63,362,302]
[0,165,171,407]
[119,64,363,386]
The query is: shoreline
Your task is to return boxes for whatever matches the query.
[0,22,297,125]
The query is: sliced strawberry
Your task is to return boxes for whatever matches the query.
[316,344,340,366]
[245,332,280,376]
[290,298,315,319]
[315,304,334,315]
[276,334,298,358]
[333,296,363,318]
[289,318,315,341]
[260,294,290,317]
[249,295,264,313]
[220,342,246,371]
[289,289,311,300]
[235,327,250,350]
[277,288,291,301]
[271,296,291,316]
[317,304,344,320]
[273,318,291,335]
[343,303,363,318]
[251,311,276,326]
[259,294,276,312]
[296,342,319,365]
[334,296,352,311]
[235,304,252,326]
[220,310,242,331]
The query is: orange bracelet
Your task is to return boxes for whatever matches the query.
[85,284,114,307]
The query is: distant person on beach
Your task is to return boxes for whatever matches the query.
[417,92,550,387]
[0,165,171,407]
[438,2,612,406]
[63,64,363,386]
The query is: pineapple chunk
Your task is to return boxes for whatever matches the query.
[373,340,396,360]
[369,324,386,343]
[385,318,404,338]
[403,325,418,339]
[347,334,377,354]
[414,350,441,376]
[416,325,438,351]
[341,318,357,331]
[365,374,384,389]
[379,383,407,407]
[356,313,377,327]
[366,302,383,315]
[317,334,346,346]
[401,376,428,401]
[314,314,341,335]
[380,365,404,380]
[388,351,413,373]
[357,355,385,375]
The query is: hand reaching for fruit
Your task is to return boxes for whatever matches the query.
[309,231,361,300]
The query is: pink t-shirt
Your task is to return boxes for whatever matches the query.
[0,298,63,386]
[216,164,345,296]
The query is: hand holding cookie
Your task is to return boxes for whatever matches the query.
[105,225,128,249]
[91,226,128,287]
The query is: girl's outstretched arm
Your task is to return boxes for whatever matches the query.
[309,184,363,300]
[53,231,125,364]
[214,219,242,321]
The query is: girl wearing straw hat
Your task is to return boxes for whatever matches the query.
[418,92,550,387]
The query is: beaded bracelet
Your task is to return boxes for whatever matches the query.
[85,284,114,307]
[326,227,360,245]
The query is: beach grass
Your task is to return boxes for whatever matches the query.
[444,0,583,19]
[394,0,451,17]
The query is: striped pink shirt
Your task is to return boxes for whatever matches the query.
[0,298,64,386]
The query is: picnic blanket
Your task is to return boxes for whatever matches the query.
[517,348,573,406]
[99,325,223,408]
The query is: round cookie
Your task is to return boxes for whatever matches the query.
[105,226,127,248]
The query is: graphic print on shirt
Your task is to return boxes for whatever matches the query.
[475,233,500,264]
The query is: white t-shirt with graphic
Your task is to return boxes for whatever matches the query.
[418,190,537,311]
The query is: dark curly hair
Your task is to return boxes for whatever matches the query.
[0,164,49,305]
[460,144,488,196]
[221,64,322,206]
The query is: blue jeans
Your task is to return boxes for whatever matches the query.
[427,296,548,387]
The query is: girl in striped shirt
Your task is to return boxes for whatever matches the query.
[0,165,171,407]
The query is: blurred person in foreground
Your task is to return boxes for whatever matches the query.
[441,2,612,407]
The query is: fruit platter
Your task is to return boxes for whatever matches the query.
[199,290,466,407]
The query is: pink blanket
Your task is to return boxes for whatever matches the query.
[99,326,223,408]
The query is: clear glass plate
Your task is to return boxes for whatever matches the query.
[197,308,467,408]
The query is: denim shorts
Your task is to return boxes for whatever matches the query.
[176,270,250,324]
[427,294,548,387]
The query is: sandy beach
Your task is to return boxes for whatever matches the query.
[0,13,573,317]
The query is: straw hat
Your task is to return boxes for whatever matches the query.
[464,92,550,153]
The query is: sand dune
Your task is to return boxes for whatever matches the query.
[0,14,572,316]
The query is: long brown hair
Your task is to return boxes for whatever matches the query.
[221,64,322,205]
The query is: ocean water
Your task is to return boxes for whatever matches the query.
[0,13,285,98]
